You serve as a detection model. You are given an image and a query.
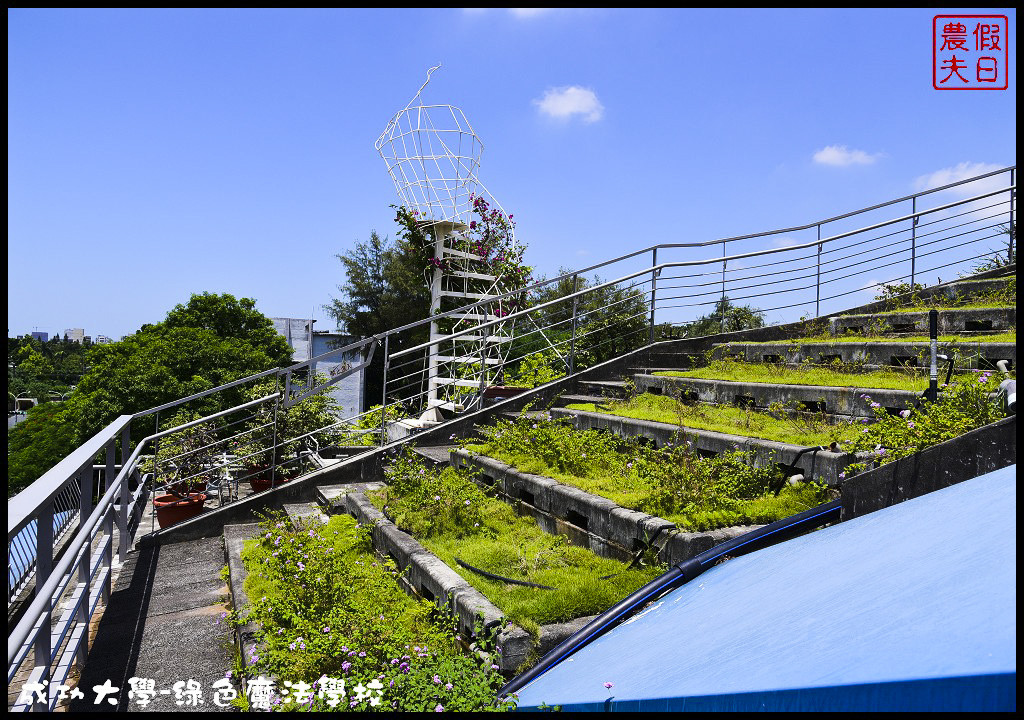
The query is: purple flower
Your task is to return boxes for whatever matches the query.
[435,705,444,712]
[604,682,614,689]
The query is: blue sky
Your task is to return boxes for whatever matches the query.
[8,8,1017,340]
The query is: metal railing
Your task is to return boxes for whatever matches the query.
[7,165,1015,709]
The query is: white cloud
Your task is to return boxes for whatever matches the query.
[533,86,604,123]
[509,8,555,19]
[813,145,883,167]
[913,162,1005,195]
[770,236,801,249]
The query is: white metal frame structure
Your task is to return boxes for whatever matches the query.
[375,66,523,417]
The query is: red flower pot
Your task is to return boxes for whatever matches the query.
[153,493,207,529]
[248,467,292,493]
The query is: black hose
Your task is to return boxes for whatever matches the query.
[498,498,842,699]
[454,557,554,590]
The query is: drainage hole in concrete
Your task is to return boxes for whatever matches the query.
[565,509,589,531]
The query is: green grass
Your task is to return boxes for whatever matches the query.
[731,331,1016,344]
[565,393,859,447]
[464,413,833,534]
[465,439,830,533]
[368,466,662,637]
[653,359,929,391]
[864,300,1016,314]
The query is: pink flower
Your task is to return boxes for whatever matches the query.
[604,682,614,689]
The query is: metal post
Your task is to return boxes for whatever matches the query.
[910,195,917,287]
[720,241,727,334]
[927,309,939,403]
[270,375,280,488]
[649,248,658,344]
[569,274,579,375]
[34,500,54,692]
[1010,168,1016,265]
[381,335,390,446]
[815,225,822,318]
[76,466,92,668]
[119,425,131,562]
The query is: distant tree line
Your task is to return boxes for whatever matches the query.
[7,293,292,497]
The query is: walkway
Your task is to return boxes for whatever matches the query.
[69,537,234,712]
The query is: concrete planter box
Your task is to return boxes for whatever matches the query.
[549,407,858,487]
[340,490,597,675]
[632,374,920,418]
[451,449,755,567]
[829,307,1015,337]
[709,341,1015,371]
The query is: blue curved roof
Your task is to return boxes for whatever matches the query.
[513,465,1017,712]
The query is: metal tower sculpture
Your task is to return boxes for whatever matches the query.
[375,66,524,418]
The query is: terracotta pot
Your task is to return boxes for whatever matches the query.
[153,493,207,529]
[248,467,292,493]
[167,479,207,495]
[482,385,529,400]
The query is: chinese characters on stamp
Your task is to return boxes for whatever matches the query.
[934,15,1009,90]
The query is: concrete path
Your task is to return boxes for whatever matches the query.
[70,537,235,712]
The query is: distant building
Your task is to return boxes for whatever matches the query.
[271,318,365,422]
[30,331,48,342]
[64,328,85,343]
[95,335,113,345]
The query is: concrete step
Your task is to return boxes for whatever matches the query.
[575,379,631,399]
[710,340,1015,371]
[282,502,329,526]
[549,407,859,487]
[316,482,385,515]
[834,272,1015,317]
[829,307,1015,337]
[550,393,612,409]
[632,374,922,418]
[411,445,460,467]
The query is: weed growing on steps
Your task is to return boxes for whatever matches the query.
[566,392,858,448]
[842,371,1007,479]
[654,358,930,391]
[238,512,513,711]
[371,451,664,637]
[469,415,831,532]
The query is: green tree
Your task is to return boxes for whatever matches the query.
[325,217,431,409]
[7,293,291,496]
[687,296,765,337]
[7,403,77,497]
[513,269,650,372]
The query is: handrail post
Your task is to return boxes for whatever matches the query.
[34,499,54,689]
[910,195,917,287]
[569,274,579,375]
[720,241,727,334]
[649,248,658,344]
[1010,168,1016,263]
[815,224,822,318]
[381,335,390,445]
[270,374,280,488]
[118,426,131,562]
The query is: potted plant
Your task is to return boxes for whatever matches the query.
[151,410,219,528]
[238,376,339,493]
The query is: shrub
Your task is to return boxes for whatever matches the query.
[240,512,512,712]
